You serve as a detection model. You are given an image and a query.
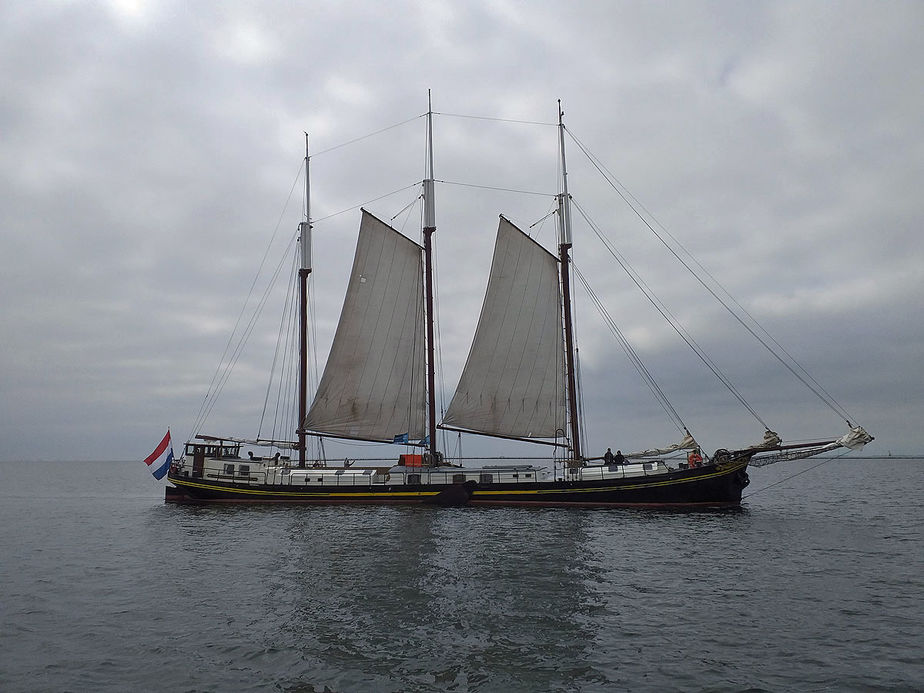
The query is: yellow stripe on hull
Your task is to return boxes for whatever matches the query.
[169,478,442,499]
[169,460,746,502]
[471,461,749,497]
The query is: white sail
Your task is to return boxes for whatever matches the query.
[305,210,427,442]
[442,216,565,439]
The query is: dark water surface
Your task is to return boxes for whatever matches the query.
[1,458,922,691]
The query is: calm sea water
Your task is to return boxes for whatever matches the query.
[1,458,921,692]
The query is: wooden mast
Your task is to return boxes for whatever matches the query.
[297,134,312,468]
[423,94,439,464]
[557,102,582,464]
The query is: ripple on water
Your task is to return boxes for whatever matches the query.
[0,459,922,691]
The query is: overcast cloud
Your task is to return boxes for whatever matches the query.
[1,0,922,461]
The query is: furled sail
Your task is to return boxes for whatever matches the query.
[442,216,565,439]
[305,210,427,442]
[624,433,698,459]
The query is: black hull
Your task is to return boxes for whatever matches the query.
[165,458,750,508]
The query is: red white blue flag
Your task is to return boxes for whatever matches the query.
[144,430,174,480]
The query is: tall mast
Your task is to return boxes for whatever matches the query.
[557,101,582,464]
[423,93,439,464]
[297,134,312,468]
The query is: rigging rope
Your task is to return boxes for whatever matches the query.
[259,246,299,442]
[310,114,426,158]
[436,179,553,198]
[742,449,850,499]
[192,231,298,439]
[571,198,772,431]
[572,263,689,436]
[528,207,558,230]
[565,126,855,426]
[433,111,557,127]
[186,163,304,445]
[311,183,422,224]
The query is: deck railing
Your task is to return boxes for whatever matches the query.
[182,460,681,487]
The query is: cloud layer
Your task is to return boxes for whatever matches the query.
[2,0,922,460]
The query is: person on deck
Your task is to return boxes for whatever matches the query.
[604,448,615,465]
[614,450,626,465]
[688,449,703,467]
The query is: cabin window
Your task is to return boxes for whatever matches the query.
[643,463,653,471]
[407,474,422,485]
[524,473,532,478]
[512,473,519,478]
[452,474,465,483]
[316,477,323,482]
[238,464,250,476]
[223,463,235,475]
[479,473,493,484]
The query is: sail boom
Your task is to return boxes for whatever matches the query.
[438,425,568,447]
[304,430,428,446]
[195,434,299,449]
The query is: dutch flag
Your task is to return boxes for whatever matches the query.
[144,430,174,480]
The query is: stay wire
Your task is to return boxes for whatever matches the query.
[193,229,300,438]
[436,179,554,198]
[312,183,422,224]
[259,246,299,441]
[434,111,557,127]
[572,199,771,431]
[742,449,850,499]
[572,263,688,435]
[310,114,426,158]
[187,163,304,444]
[274,265,298,449]
[565,126,854,426]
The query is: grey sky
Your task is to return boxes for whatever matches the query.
[1,0,921,460]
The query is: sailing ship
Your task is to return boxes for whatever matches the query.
[164,103,872,507]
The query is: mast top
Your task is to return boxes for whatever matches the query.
[424,94,436,230]
[557,101,573,247]
[300,133,312,272]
